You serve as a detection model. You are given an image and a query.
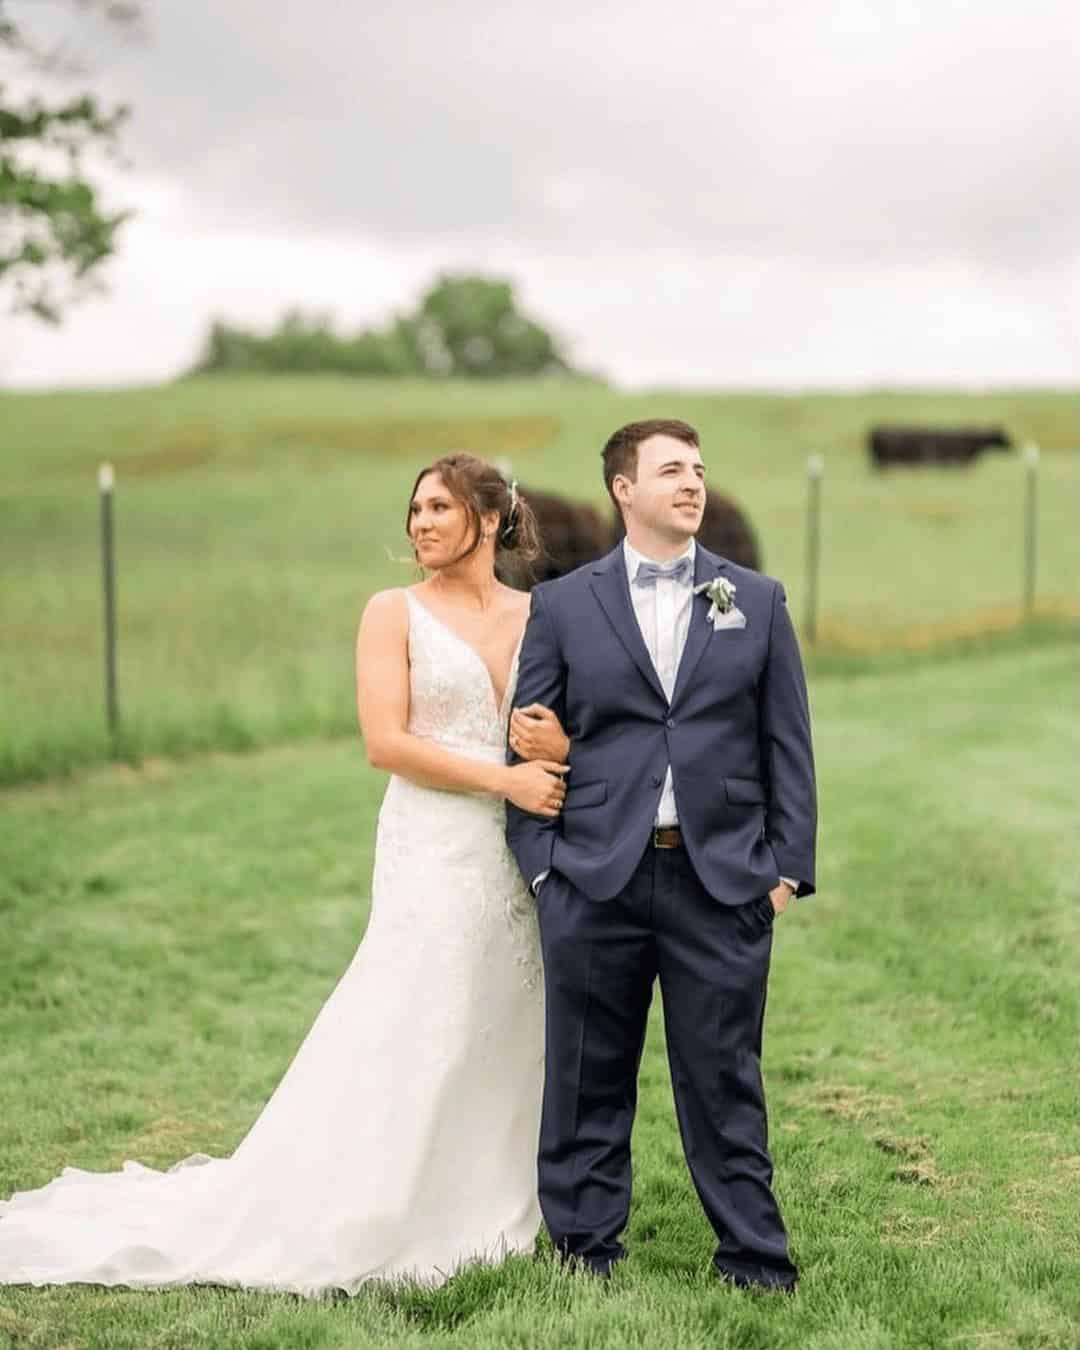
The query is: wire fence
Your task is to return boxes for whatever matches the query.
[86,442,1072,740]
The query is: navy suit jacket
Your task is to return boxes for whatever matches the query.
[505,543,817,905]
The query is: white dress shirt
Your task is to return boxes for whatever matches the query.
[623,537,696,827]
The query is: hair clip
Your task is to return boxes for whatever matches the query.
[501,479,520,540]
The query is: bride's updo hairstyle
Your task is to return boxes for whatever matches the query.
[406,452,542,570]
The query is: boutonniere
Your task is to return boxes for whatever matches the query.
[693,576,746,630]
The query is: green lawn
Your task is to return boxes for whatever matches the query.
[1,377,1078,784]
[1,640,1077,1349]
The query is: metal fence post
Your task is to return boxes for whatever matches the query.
[805,453,824,644]
[99,463,119,736]
[1022,443,1039,621]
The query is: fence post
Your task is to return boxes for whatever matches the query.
[99,462,119,737]
[1022,443,1039,621]
[804,453,824,644]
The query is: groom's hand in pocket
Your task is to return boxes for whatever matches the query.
[768,879,796,916]
[510,704,570,764]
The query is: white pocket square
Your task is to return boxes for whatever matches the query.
[710,606,747,631]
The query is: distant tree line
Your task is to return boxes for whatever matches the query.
[190,275,578,379]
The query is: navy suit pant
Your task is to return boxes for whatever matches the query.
[536,843,798,1289]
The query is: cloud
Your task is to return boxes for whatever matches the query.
[5,0,1079,386]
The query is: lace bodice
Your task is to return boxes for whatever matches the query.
[404,590,520,756]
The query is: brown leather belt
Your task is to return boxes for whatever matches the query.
[651,826,683,850]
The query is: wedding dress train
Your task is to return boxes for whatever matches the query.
[0,590,544,1295]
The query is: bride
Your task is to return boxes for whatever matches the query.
[0,452,572,1295]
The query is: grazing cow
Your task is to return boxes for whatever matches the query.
[672,487,761,572]
[868,426,1013,469]
[610,487,761,571]
[496,487,613,590]
[500,486,761,590]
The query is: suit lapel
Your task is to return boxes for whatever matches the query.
[670,547,726,708]
[588,547,668,706]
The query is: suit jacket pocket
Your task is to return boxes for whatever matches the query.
[563,780,607,810]
[724,777,766,805]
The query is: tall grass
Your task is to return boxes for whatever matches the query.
[2,377,1078,785]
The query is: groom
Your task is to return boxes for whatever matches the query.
[506,419,816,1290]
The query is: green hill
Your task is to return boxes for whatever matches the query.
[2,376,1077,783]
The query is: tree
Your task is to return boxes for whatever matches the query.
[190,274,575,379]
[411,275,570,377]
[190,310,428,378]
[1,2,137,322]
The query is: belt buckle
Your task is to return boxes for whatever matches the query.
[652,826,679,850]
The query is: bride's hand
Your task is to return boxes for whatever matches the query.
[509,704,571,763]
[504,761,570,817]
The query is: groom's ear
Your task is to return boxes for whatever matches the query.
[612,474,632,515]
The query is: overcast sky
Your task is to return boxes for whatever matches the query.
[4,0,1079,389]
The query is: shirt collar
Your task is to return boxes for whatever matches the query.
[623,535,696,584]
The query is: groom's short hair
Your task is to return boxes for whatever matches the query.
[602,419,700,517]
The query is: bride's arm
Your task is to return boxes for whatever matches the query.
[356,591,565,814]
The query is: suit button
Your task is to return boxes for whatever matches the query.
[666,718,675,729]
[651,775,662,788]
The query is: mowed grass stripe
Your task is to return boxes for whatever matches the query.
[1,641,1077,1347]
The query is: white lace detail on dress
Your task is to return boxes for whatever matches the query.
[403,590,516,751]
[388,590,540,985]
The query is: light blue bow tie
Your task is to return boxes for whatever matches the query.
[634,556,693,588]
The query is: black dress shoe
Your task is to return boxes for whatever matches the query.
[713,1263,798,1294]
[557,1252,625,1280]
[580,1258,621,1280]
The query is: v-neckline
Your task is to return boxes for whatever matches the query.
[406,590,523,719]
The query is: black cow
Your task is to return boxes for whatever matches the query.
[610,488,761,571]
[496,487,612,591]
[688,488,762,570]
[868,425,1013,469]
[499,486,761,590]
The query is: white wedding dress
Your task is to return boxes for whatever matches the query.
[0,590,544,1295]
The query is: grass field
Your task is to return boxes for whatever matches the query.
[1,638,1078,1349]
[2,377,1078,785]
